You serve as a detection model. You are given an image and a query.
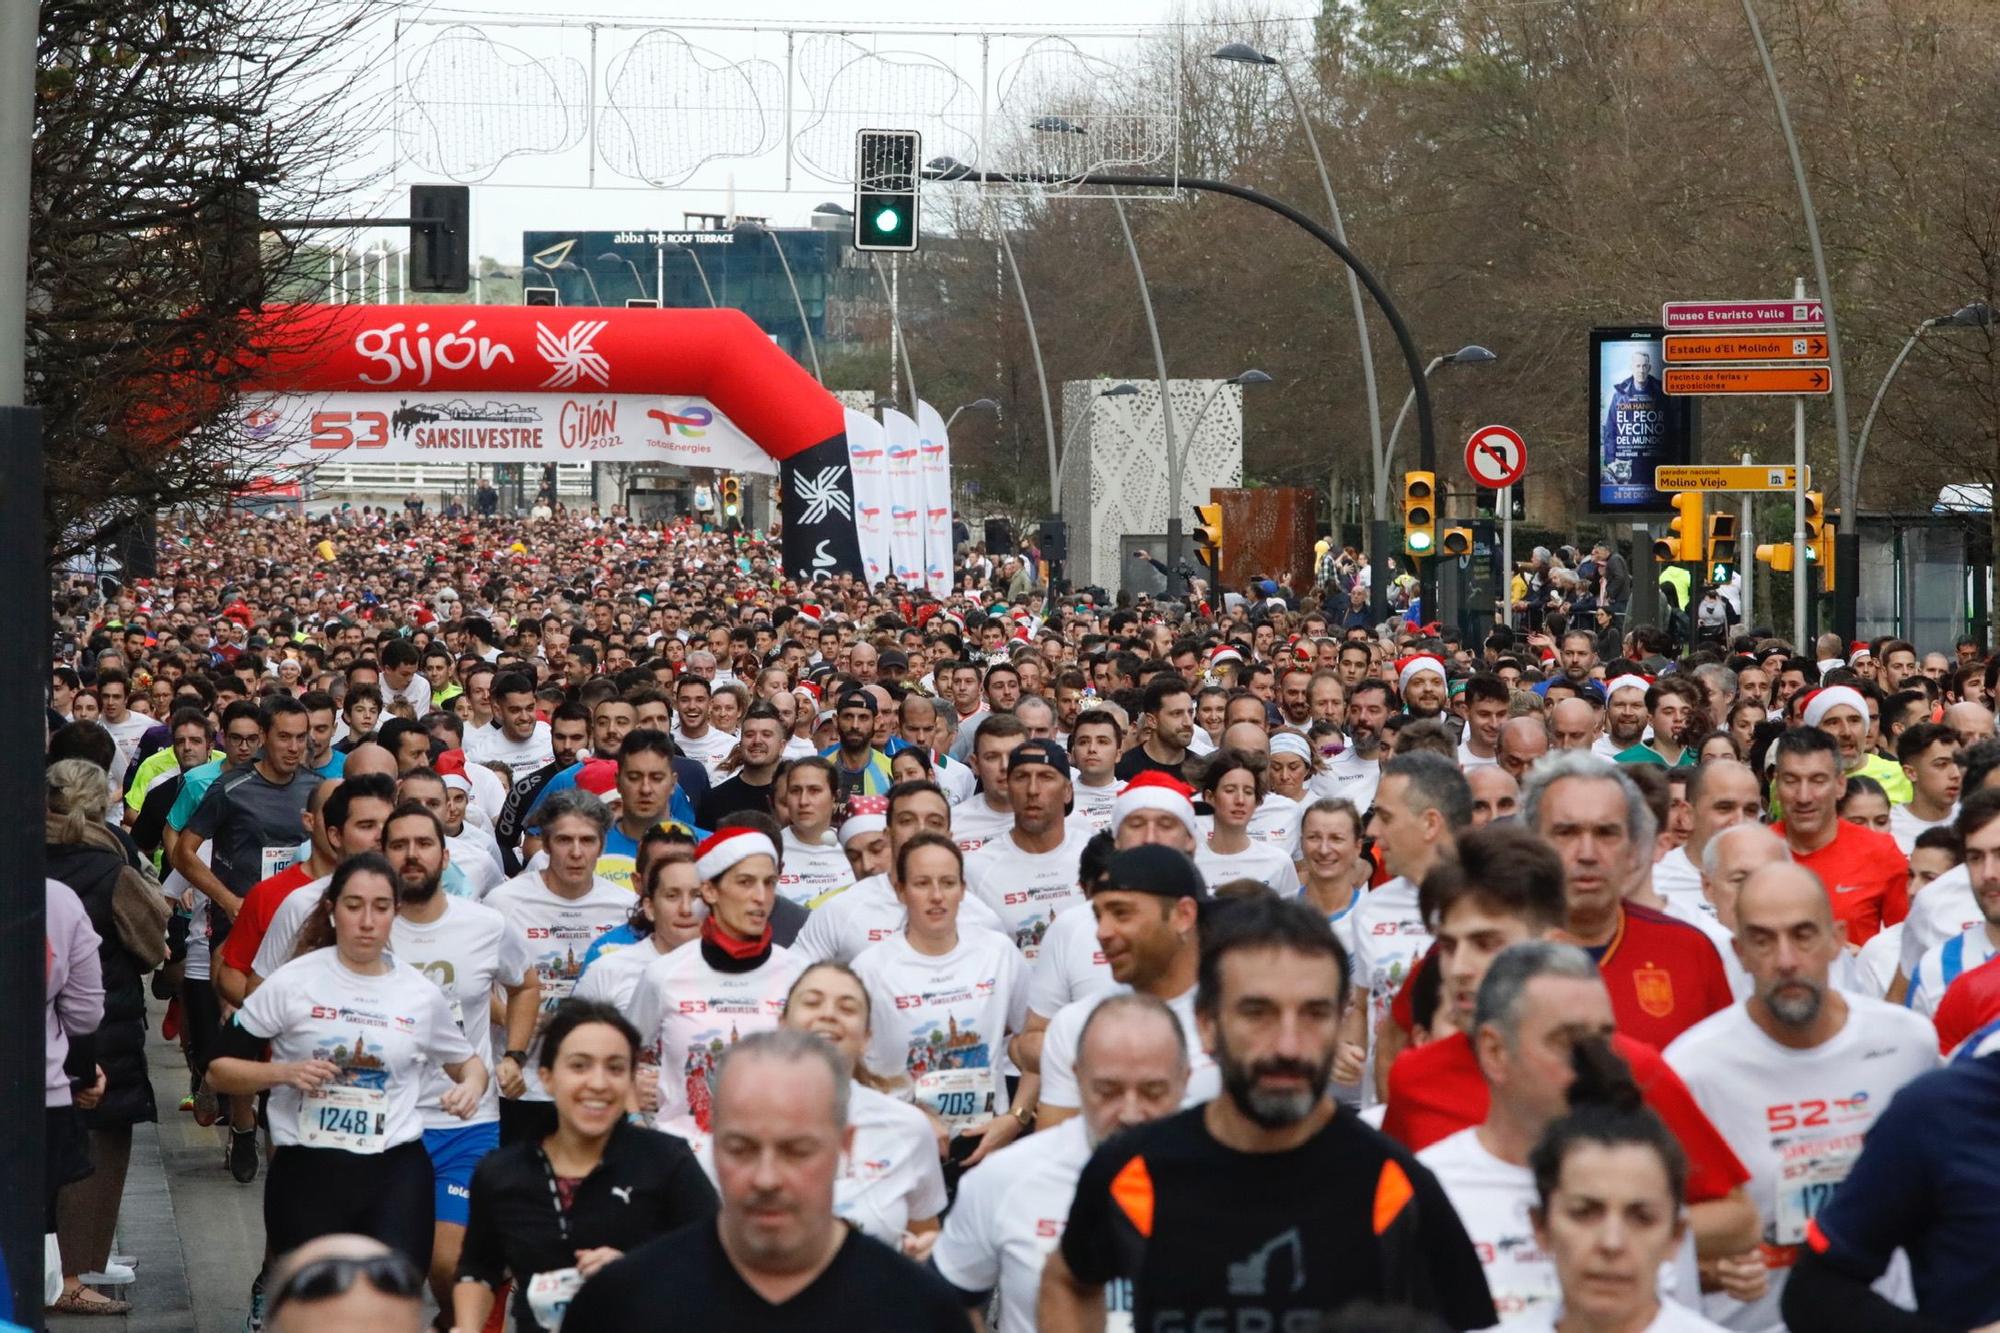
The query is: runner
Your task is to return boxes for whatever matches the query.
[1297,797,1369,958]
[1904,787,2000,1016]
[1192,749,1301,897]
[1066,709,1123,832]
[208,853,486,1269]
[1771,727,1910,946]
[952,714,1026,854]
[776,757,852,907]
[964,737,1090,959]
[1040,895,1497,1331]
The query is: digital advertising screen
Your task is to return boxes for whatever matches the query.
[1589,327,1696,512]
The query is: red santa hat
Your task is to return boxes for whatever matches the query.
[1848,642,1873,663]
[795,604,824,628]
[1801,685,1867,730]
[1111,772,1198,839]
[695,827,779,881]
[1605,674,1653,703]
[1209,645,1244,670]
[838,795,890,846]
[1395,654,1446,694]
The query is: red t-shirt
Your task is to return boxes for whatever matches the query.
[1771,819,1909,945]
[1591,903,1735,1051]
[216,861,317,973]
[1934,954,2000,1055]
[1380,1030,1748,1203]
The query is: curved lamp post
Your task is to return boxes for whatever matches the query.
[733,220,821,382]
[1386,345,1497,469]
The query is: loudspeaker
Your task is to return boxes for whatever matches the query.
[984,517,1015,557]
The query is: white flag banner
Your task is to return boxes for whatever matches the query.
[844,408,893,587]
[914,400,955,598]
[880,407,928,588]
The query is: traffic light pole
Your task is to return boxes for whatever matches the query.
[1793,280,1809,646]
[924,164,1437,621]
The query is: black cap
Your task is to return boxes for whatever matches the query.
[1008,737,1070,773]
[879,649,910,669]
[837,689,878,713]
[1099,845,1208,902]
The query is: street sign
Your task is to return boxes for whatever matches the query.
[1463,424,1527,489]
[1652,464,1811,492]
[1663,333,1828,363]
[1662,299,1826,331]
[1662,365,1831,396]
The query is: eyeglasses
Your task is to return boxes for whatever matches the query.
[267,1253,423,1317]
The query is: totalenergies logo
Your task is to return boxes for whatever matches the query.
[850,442,885,463]
[925,506,949,521]
[919,440,945,459]
[887,444,918,470]
[650,406,711,438]
[891,505,918,527]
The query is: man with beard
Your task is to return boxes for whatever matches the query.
[1601,674,1652,759]
[1396,654,1449,724]
[1315,677,1392,812]
[384,801,540,1311]
[931,994,1190,1333]
[1666,862,1936,1330]
[494,701,592,874]
[1039,896,1496,1332]
[1115,675,1196,782]
[822,689,893,801]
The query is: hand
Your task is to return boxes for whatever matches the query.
[959,1111,1025,1168]
[496,1056,527,1100]
[76,1065,107,1109]
[441,1078,482,1120]
[1701,1249,1768,1302]
[283,1059,342,1093]
[900,1230,940,1262]
[636,1065,662,1114]
[919,1106,953,1161]
[573,1247,623,1279]
[1333,1042,1366,1086]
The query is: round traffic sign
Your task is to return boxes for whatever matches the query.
[1465,425,1527,489]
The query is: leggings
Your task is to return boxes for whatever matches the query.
[183,979,225,1086]
[56,1124,132,1276]
[264,1141,435,1272]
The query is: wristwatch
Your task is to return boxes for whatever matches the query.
[1010,1105,1035,1130]
[501,1049,528,1065]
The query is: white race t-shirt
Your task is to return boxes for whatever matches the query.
[464,721,555,781]
[791,873,1006,965]
[674,725,737,778]
[1664,997,1938,1331]
[1899,863,1977,980]
[1037,984,1218,1111]
[1907,925,2000,1017]
[1245,793,1303,854]
[1419,1128,1558,1324]
[854,930,1029,1131]
[930,1115,1133,1333]
[1311,750,1381,813]
[965,826,1089,959]
[1888,802,1955,855]
[779,827,854,908]
[1348,876,1432,1105]
[236,948,473,1151]
[1654,845,1703,902]
[628,938,805,1143]
[1072,779,1119,833]
[251,876,334,981]
[484,872,630,1100]
[1194,838,1302,898]
[391,896,528,1129]
[950,798,1016,855]
[1027,904,1117,1019]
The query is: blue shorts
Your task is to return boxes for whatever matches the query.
[423,1121,499,1227]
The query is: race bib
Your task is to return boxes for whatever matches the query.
[261,843,299,881]
[526,1267,584,1331]
[914,1066,994,1132]
[1775,1143,1861,1245]
[300,1083,387,1154]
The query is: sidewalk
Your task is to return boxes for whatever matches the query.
[48,1001,265,1333]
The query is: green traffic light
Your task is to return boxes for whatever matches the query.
[1408,532,1434,553]
[874,206,901,234]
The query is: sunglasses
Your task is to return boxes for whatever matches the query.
[268,1253,423,1316]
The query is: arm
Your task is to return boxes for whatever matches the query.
[438,1057,490,1120]
[213,958,251,1009]
[496,976,539,1099]
[1334,983,1369,1086]
[1688,1187,1761,1259]
[1036,1247,1107,1333]
[1371,1009,1409,1102]
[1780,1249,1952,1333]
[1009,1009,1051,1076]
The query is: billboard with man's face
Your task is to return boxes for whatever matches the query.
[1589,327,1696,512]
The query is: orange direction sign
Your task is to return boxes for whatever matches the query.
[1662,364,1831,396]
[1664,333,1828,363]
[1653,465,1809,492]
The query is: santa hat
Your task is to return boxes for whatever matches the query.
[1847,642,1873,663]
[575,758,621,801]
[696,827,779,881]
[1395,654,1446,694]
[1111,772,1198,839]
[1605,675,1652,703]
[1210,645,1244,671]
[1802,685,1867,730]
[795,604,823,628]
[838,795,889,846]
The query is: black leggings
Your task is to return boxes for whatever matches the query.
[265,1141,435,1271]
[184,978,224,1088]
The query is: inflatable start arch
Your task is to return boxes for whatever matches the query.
[234,304,864,577]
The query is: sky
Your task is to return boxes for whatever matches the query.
[328,0,1317,264]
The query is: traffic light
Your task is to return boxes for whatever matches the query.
[1755,541,1795,573]
[1192,503,1223,571]
[409,184,471,293]
[1804,492,1836,589]
[720,476,742,520]
[1402,472,1436,556]
[1706,512,1738,572]
[1654,493,1704,563]
[854,130,921,252]
[1439,526,1473,558]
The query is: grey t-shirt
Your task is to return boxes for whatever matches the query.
[184,765,316,896]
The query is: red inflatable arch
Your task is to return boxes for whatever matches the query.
[234,304,859,574]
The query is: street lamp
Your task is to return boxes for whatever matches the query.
[1855,302,1993,488]
[554,260,602,306]
[594,251,649,302]
[1211,41,1387,523]
[1030,115,1186,587]
[666,243,717,307]
[1386,345,1497,469]
[945,398,1001,431]
[734,220,822,382]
